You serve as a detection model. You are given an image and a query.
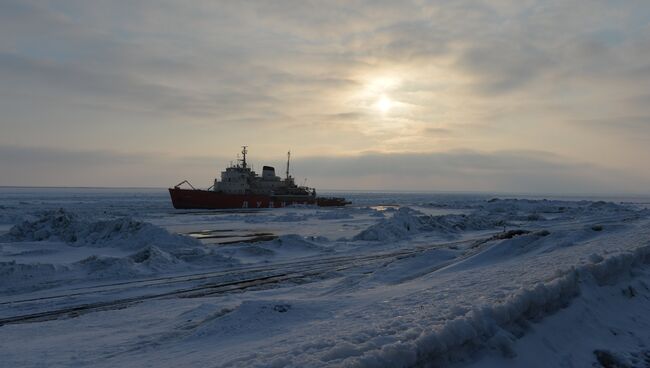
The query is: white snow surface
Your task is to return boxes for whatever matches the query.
[1,188,650,367]
[353,207,506,241]
[0,208,238,294]
[3,208,200,249]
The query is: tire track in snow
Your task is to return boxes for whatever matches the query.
[0,235,499,326]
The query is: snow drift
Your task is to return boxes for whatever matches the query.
[0,210,239,293]
[342,245,650,367]
[354,207,505,241]
[2,209,202,251]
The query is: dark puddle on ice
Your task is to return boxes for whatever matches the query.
[186,229,278,245]
[187,229,235,238]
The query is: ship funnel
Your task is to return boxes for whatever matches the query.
[262,166,276,179]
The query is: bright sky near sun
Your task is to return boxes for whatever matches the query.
[1,1,650,193]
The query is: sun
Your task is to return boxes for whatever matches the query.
[375,94,393,113]
[353,74,403,117]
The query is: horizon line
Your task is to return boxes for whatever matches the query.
[1,185,649,199]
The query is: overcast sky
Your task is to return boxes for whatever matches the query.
[1,1,649,194]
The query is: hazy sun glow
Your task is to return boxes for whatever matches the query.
[1,1,649,193]
[354,75,402,115]
[376,94,393,113]
[367,77,400,93]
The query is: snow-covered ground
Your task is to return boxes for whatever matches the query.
[1,188,650,367]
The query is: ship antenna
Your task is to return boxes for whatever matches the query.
[286,150,291,180]
[241,145,248,169]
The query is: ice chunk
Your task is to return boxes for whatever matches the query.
[354,207,505,241]
[1,209,201,251]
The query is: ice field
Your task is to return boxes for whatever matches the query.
[1,188,650,367]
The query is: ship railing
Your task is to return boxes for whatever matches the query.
[173,180,197,190]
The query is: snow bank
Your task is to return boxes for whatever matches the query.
[75,255,142,279]
[353,207,428,241]
[343,245,650,367]
[0,210,242,292]
[75,246,188,278]
[2,209,201,251]
[354,207,504,241]
[172,247,241,267]
[354,199,637,242]
[0,261,70,293]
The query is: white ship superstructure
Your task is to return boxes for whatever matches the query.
[214,147,313,196]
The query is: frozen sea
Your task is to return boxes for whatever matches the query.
[1,187,650,367]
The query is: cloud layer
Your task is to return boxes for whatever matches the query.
[1,1,649,192]
[1,145,646,194]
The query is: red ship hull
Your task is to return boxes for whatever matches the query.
[168,188,349,209]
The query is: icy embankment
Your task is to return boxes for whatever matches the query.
[354,246,650,368]
[0,210,238,293]
[467,257,650,367]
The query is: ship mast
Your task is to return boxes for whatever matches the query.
[285,151,291,180]
[241,145,248,169]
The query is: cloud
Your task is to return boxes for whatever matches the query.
[423,127,453,136]
[569,116,650,141]
[456,41,554,94]
[0,52,279,118]
[0,146,222,187]
[1,145,646,194]
[290,150,649,194]
[1,0,650,191]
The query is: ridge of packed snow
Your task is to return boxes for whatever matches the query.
[354,207,506,241]
[342,245,650,367]
[2,209,201,251]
